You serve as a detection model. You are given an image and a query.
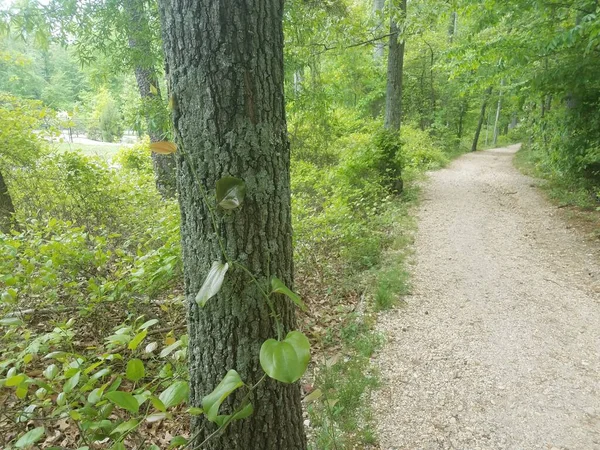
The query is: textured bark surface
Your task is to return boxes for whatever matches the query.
[158,1,306,449]
[472,87,493,152]
[123,0,176,198]
[384,0,406,132]
[0,168,15,232]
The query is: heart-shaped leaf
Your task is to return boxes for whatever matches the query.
[201,370,244,422]
[159,381,189,409]
[260,331,310,383]
[195,262,228,307]
[271,277,307,311]
[216,176,246,210]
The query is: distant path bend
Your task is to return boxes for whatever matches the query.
[374,144,600,450]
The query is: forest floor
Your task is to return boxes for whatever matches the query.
[373,144,600,449]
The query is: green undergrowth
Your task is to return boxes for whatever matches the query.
[514,144,599,210]
[303,178,420,450]
[0,97,465,448]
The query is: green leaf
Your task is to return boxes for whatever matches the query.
[128,330,148,351]
[90,368,111,381]
[16,383,28,399]
[169,436,188,448]
[5,373,26,387]
[125,359,145,382]
[0,317,23,327]
[88,387,104,404]
[259,331,310,383]
[159,341,182,358]
[110,419,139,436]
[105,391,139,414]
[271,277,307,311]
[14,426,45,448]
[159,381,189,409]
[231,402,253,421]
[187,407,203,415]
[195,262,229,307]
[150,395,166,412]
[201,370,244,422]
[216,176,246,209]
[63,371,80,393]
[137,319,159,331]
[303,388,323,403]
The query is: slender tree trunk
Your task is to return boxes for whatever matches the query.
[448,11,458,43]
[158,1,306,449]
[123,0,176,198]
[382,0,406,193]
[0,168,15,233]
[373,0,386,61]
[384,0,406,132]
[457,99,467,138]
[492,80,504,146]
[472,87,492,152]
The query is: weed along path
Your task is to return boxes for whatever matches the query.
[374,144,600,450]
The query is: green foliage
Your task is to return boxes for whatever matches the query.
[113,137,154,173]
[85,87,124,142]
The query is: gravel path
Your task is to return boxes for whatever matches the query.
[374,144,600,450]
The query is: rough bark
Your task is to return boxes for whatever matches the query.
[383,0,406,193]
[123,0,176,198]
[158,1,306,449]
[472,87,493,152]
[0,167,15,233]
[384,0,407,132]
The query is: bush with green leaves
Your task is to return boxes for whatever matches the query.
[113,137,154,174]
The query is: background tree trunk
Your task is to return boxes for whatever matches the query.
[472,87,493,152]
[0,168,15,232]
[492,80,504,146]
[384,0,407,132]
[123,0,176,198]
[158,1,306,449]
[373,0,386,61]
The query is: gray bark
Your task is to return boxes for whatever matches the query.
[158,1,306,449]
[472,87,493,152]
[449,12,458,43]
[492,80,504,146]
[384,0,406,132]
[373,0,386,61]
[123,0,176,198]
[0,168,15,233]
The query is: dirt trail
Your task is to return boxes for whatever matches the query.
[374,144,600,450]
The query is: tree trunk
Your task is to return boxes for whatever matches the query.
[457,99,467,138]
[471,87,492,152]
[492,80,504,147]
[384,0,406,132]
[0,168,15,233]
[448,11,458,43]
[373,0,386,61]
[123,0,177,198]
[158,1,306,449]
